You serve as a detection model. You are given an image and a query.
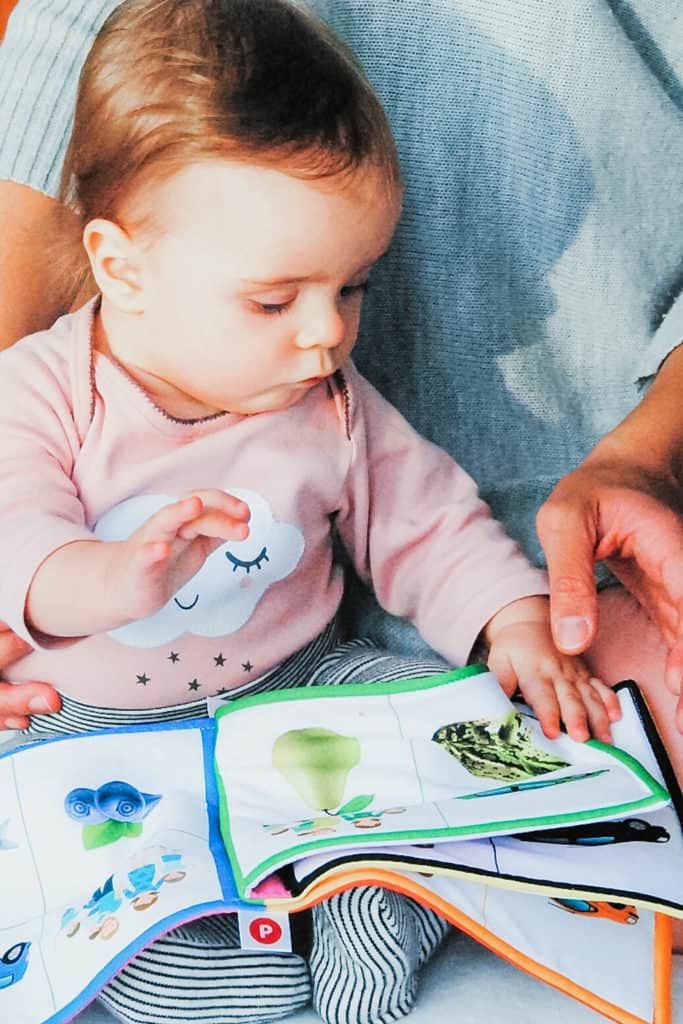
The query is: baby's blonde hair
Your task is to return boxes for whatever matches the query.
[58,0,401,302]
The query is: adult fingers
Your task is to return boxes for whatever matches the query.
[0,625,32,669]
[536,496,598,655]
[665,639,683,697]
[677,688,683,736]
[0,681,61,730]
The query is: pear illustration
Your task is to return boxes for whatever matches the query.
[272,728,361,811]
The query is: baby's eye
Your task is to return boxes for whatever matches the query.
[225,546,270,573]
[340,281,370,301]
[256,302,291,316]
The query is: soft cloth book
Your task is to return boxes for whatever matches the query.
[0,666,679,1024]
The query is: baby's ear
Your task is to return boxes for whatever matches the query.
[82,219,144,313]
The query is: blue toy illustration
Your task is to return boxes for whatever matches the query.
[60,906,82,939]
[84,875,123,940]
[65,780,162,849]
[59,849,189,942]
[123,852,187,910]
[0,941,31,989]
[61,875,125,941]
[0,818,17,850]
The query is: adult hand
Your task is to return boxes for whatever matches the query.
[0,620,61,729]
[536,344,683,720]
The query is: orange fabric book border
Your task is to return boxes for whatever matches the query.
[267,867,673,1024]
[0,0,17,39]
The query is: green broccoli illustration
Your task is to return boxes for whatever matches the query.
[432,710,569,782]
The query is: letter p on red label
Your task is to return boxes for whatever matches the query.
[238,909,292,952]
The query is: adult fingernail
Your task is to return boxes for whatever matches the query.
[5,717,24,729]
[28,696,51,712]
[556,616,591,651]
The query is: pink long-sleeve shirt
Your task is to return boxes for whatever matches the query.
[0,300,548,708]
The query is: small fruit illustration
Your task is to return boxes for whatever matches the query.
[272,728,361,811]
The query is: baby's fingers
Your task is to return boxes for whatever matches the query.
[190,489,250,522]
[518,677,562,740]
[178,508,249,542]
[573,677,620,745]
[177,490,250,542]
[551,677,593,743]
[138,496,205,544]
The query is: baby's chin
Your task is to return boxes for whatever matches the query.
[233,382,324,416]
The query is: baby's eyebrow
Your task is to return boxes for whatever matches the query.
[238,250,391,289]
[239,275,309,287]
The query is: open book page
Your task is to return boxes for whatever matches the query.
[269,684,683,917]
[0,719,238,1024]
[213,668,670,898]
[397,872,661,1024]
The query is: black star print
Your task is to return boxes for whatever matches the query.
[214,653,226,666]
[242,661,253,672]
[136,673,150,686]
[187,679,200,691]
[168,652,180,663]
[215,687,229,696]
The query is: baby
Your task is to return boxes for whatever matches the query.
[0,1,620,1022]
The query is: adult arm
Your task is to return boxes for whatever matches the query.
[0,0,117,345]
[0,0,117,718]
[0,181,75,349]
[537,341,683,705]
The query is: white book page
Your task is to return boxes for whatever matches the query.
[214,671,668,894]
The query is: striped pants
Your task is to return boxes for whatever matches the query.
[26,629,451,1024]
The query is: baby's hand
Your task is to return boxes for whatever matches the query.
[485,598,621,744]
[114,490,250,622]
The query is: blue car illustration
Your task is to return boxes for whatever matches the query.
[65,781,162,849]
[0,941,30,989]
[549,898,639,925]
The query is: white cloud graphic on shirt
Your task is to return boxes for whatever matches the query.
[93,489,304,648]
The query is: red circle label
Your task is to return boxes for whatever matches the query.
[248,917,283,944]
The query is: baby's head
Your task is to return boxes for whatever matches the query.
[60,0,402,417]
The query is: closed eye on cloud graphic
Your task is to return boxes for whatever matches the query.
[93,488,304,647]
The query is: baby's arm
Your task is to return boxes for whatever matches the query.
[484,595,621,743]
[25,491,250,640]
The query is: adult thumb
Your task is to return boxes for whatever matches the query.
[536,503,598,654]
